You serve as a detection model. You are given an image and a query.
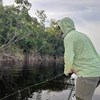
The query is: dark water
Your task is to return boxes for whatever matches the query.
[0,61,73,100]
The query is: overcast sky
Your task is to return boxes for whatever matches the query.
[3,0,100,53]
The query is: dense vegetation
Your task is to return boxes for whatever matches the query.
[0,0,64,58]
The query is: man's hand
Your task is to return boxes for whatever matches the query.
[67,68,75,78]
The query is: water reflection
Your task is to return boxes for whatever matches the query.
[0,61,71,100]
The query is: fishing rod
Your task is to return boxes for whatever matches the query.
[0,72,77,100]
[67,73,77,100]
[0,72,65,100]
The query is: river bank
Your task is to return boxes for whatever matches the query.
[0,53,64,68]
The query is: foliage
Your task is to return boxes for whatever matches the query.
[0,0,64,56]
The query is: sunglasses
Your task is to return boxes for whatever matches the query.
[56,26,61,30]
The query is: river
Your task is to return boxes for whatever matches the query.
[0,61,70,100]
[0,61,100,100]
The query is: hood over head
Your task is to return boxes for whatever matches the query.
[58,17,75,36]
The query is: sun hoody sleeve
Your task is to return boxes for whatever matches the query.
[64,36,75,75]
[58,17,76,75]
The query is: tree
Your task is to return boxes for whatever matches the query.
[0,0,64,57]
[35,10,47,27]
[0,0,3,5]
[0,1,33,53]
[15,0,31,10]
[45,19,64,56]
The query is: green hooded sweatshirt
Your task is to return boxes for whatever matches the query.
[58,17,100,77]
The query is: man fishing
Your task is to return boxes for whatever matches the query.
[58,17,100,100]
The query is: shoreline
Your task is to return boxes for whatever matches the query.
[0,53,64,68]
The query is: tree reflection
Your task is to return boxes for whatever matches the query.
[0,61,65,100]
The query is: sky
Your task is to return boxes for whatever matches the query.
[3,0,100,53]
